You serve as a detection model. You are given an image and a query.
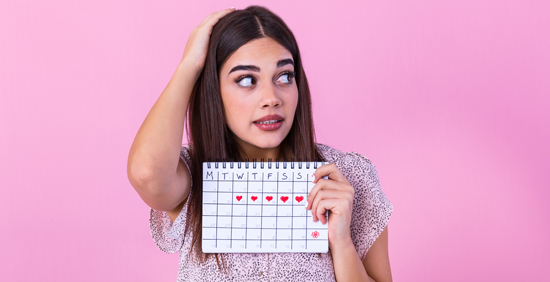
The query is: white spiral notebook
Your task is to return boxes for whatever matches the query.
[202,161,329,253]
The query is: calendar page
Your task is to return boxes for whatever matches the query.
[202,161,329,253]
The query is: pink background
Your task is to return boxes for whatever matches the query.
[1,0,549,281]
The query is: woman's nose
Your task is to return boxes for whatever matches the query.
[259,82,282,108]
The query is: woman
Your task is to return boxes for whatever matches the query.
[128,5,393,281]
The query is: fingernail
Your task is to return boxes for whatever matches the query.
[304,200,309,208]
[229,7,235,9]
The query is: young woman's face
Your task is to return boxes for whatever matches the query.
[219,37,298,157]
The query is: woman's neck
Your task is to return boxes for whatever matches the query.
[236,140,294,161]
[239,145,282,161]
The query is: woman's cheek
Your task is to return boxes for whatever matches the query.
[229,98,252,130]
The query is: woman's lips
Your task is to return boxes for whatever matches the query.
[253,120,283,131]
[253,115,284,131]
[253,114,284,123]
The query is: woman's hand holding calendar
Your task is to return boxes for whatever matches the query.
[306,163,354,249]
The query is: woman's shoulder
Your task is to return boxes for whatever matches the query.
[315,143,374,166]
[179,144,194,178]
[181,144,191,152]
[315,143,380,188]
[180,144,192,161]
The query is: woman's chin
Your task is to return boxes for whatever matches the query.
[241,137,285,151]
[253,139,284,150]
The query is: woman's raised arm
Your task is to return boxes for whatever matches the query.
[127,8,236,222]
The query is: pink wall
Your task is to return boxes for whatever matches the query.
[1,0,549,281]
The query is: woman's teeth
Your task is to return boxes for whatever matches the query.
[255,120,280,124]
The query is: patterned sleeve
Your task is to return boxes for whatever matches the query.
[334,152,393,261]
[149,145,193,254]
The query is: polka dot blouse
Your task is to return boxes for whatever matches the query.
[150,143,393,281]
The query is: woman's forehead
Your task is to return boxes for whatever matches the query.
[222,38,293,72]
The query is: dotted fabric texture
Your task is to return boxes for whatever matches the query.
[149,143,393,281]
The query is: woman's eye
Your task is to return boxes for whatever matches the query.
[239,77,253,87]
[278,74,290,83]
[236,76,254,87]
[277,72,295,84]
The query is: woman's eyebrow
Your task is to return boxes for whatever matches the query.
[228,58,294,75]
[277,58,294,68]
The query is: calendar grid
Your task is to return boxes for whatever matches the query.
[216,171,219,248]
[292,171,296,250]
[202,162,329,253]
[305,177,308,250]
[245,171,249,249]
[230,172,234,248]
[260,172,264,248]
[275,171,278,249]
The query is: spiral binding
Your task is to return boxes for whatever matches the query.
[205,159,325,169]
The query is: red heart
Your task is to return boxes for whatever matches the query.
[251,196,258,201]
[266,196,273,202]
[295,196,304,203]
[236,196,242,201]
[280,196,289,203]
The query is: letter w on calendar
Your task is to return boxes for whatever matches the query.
[202,161,329,253]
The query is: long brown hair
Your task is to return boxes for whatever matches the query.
[184,5,325,270]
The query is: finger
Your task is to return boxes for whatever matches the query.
[207,7,236,23]
[315,199,342,225]
[215,7,237,17]
[313,163,348,184]
[199,8,234,28]
[306,178,345,210]
[310,190,343,222]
